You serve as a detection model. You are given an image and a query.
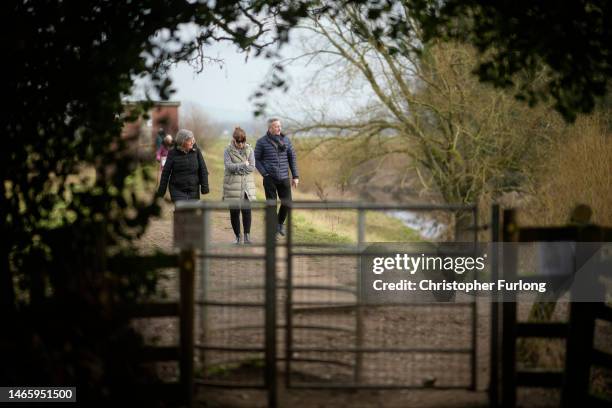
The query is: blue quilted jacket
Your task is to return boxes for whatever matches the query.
[254,132,299,181]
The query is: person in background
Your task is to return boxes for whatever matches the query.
[156,134,173,185]
[223,127,256,244]
[157,129,209,202]
[254,118,299,238]
[155,127,165,151]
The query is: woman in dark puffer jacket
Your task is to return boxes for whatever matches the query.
[157,128,209,202]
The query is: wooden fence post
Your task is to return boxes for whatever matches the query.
[354,208,365,384]
[265,202,278,408]
[490,204,501,407]
[562,301,596,407]
[471,205,479,391]
[179,249,195,408]
[501,209,518,408]
[562,230,602,407]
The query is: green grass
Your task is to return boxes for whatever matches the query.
[202,139,229,200]
[291,213,352,244]
[365,212,422,242]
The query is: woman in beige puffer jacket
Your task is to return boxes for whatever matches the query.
[223,127,257,244]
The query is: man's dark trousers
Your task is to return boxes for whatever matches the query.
[263,176,292,225]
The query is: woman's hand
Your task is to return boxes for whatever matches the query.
[154,191,171,204]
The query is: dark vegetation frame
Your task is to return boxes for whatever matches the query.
[4,0,610,404]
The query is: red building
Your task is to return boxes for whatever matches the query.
[122,101,181,157]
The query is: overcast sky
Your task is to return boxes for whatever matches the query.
[166,37,367,128]
[125,20,378,134]
[169,42,272,123]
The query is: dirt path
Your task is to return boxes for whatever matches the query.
[139,201,249,252]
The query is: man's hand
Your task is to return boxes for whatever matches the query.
[291,178,299,188]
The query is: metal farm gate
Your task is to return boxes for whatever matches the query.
[283,202,480,393]
[174,201,482,407]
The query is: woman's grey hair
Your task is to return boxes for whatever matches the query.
[175,129,195,146]
[267,118,280,127]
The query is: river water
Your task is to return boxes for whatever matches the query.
[386,210,446,240]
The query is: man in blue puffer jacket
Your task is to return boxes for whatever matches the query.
[254,118,299,237]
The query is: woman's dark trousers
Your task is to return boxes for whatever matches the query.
[229,194,252,236]
[230,209,252,236]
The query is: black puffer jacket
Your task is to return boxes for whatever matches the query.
[157,145,209,202]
